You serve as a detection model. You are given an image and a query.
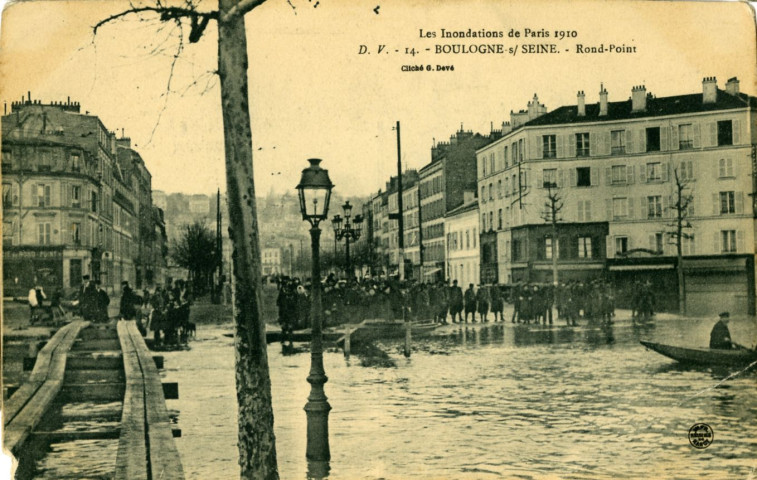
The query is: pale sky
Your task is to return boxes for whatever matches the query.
[0,0,754,197]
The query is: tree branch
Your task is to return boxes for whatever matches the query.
[220,0,268,22]
[93,6,218,42]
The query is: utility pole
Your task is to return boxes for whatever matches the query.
[395,121,405,281]
[417,185,424,280]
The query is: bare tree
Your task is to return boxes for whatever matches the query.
[666,166,694,315]
[540,183,564,286]
[94,1,295,477]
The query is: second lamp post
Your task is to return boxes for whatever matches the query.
[332,201,363,279]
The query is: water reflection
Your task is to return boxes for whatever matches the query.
[306,459,330,479]
[163,316,757,479]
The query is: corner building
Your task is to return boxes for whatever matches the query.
[477,77,756,315]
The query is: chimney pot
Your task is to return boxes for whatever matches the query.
[702,76,717,103]
[725,76,740,96]
[599,85,608,116]
[577,90,586,117]
[631,84,647,112]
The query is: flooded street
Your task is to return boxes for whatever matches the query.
[162,314,757,479]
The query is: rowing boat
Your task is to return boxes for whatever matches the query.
[640,340,757,366]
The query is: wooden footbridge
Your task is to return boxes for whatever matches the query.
[4,320,184,479]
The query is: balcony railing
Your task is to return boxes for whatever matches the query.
[576,148,590,157]
[679,140,693,150]
[611,146,625,155]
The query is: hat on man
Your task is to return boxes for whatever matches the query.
[719,312,730,318]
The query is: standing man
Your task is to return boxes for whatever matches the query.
[448,280,464,323]
[120,281,137,320]
[710,312,734,349]
[464,283,476,323]
[96,282,110,323]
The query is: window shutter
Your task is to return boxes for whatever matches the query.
[732,158,738,178]
[568,134,576,157]
[666,195,673,218]
[670,126,679,150]
[627,197,634,218]
[707,123,717,146]
[660,126,669,151]
[626,165,635,184]
[712,193,719,215]
[534,136,542,160]
[604,131,611,155]
[733,120,741,145]
[688,196,695,217]
[586,200,592,221]
[626,129,634,153]
[638,130,646,152]
[688,125,700,150]
[537,169,543,189]
[737,230,745,252]
[570,168,577,187]
[713,231,720,253]
[639,164,647,183]
[589,132,597,156]
[557,169,565,188]
[577,200,584,222]
[606,199,612,221]
[735,191,744,214]
[661,161,669,182]
[605,167,612,186]
[606,235,614,259]
[648,234,655,250]
[556,135,564,158]
[591,167,599,186]
[627,236,633,250]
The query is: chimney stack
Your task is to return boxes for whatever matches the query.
[577,90,586,117]
[631,85,647,112]
[702,76,717,104]
[599,84,608,116]
[725,76,740,96]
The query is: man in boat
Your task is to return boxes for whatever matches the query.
[709,312,734,349]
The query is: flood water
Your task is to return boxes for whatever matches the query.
[162,314,757,479]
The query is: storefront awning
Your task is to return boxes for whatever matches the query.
[609,264,674,271]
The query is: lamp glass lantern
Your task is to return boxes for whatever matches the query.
[331,214,343,234]
[342,201,353,219]
[297,158,334,226]
[353,214,364,237]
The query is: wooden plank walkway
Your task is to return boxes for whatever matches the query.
[115,320,184,480]
[3,320,88,455]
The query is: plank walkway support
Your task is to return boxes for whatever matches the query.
[3,320,88,456]
[115,320,184,480]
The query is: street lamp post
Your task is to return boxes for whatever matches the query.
[332,201,363,279]
[296,158,334,462]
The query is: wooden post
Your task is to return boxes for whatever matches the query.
[403,310,411,358]
[344,324,351,359]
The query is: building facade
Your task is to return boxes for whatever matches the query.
[477,77,756,314]
[2,96,165,296]
[445,195,480,288]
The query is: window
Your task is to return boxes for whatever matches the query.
[488,183,493,201]
[482,214,486,231]
[718,158,734,177]
[611,130,625,154]
[720,191,735,214]
[613,197,628,218]
[71,185,81,208]
[482,157,487,176]
[473,228,476,247]
[91,191,98,212]
[721,230,736,253]
[646,162,662,181]
[2,220,13,246]
[2,183,18,207]
[71,222,81,244]
[576,132,590,157]
[647,196,663,218]
[38,223,51,245]
[717,120,733,146]
[577,200,592,221]
[545,237,559,259]
[679,124,693,149]
[543,135,556,158]
[615,236,628,255]
[518,139,524,162]
[578,237,592,258]
[504,146,509,169]
[504,177,510,197]
[679,161,694,181]
[480,186,486,203]
[71,154,81,171]
[498,209,503,229]
[543,168,557,188]
[466,230,470,249]
[512,174,518,195]
[2,150,12,169]
[653,232,664,253]
[39,151,52,171]
[36,184,51,207]
[576,167,591,187]
[646,127,660,152]
[611,165,627,185]
[497,180,502,198]
[682,236,696,256]
[511,142,518,165]
[490,154,495,174]
[488,212,493,231]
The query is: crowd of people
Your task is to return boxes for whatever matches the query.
[274,274,657,335]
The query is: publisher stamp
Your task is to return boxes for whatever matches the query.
[689,424,714,449]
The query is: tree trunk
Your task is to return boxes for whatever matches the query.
[217,2,279,478]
